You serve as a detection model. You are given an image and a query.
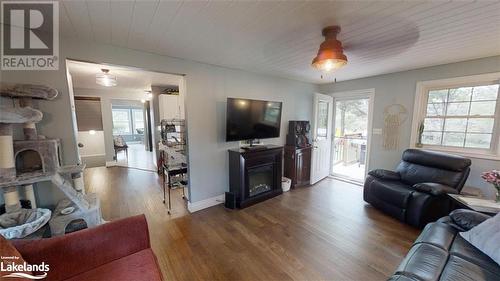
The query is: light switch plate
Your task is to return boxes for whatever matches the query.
[372,128,382,135]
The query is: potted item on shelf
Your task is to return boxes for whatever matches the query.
[481,170,500,202]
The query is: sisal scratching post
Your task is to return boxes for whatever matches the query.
[72,172,85,194]
[20,97,38,140]
[0,123,16,180]
[23,184,37,208]
[3,186,21,213]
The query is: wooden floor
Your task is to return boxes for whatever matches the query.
[84,167,420,281]
[115,143,157,171]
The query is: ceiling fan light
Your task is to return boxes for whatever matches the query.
[96,69,117,87]
[312,58,347,72]
[312,26,348,72]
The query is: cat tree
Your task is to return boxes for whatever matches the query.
[0,83,102,238]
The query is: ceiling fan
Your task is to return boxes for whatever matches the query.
[311,26,347,73]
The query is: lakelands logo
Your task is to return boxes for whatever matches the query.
[1,256,49,279]
[1,1,59,70]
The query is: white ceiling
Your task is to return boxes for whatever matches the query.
[59,1,500,84]
[67,60,182,91]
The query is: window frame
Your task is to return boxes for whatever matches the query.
[410,72,500,160]
[112,108,132,135]
[131,108,145,132]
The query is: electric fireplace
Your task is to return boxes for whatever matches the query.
[228,145,283,208]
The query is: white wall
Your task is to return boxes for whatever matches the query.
[77,130,105,156]
[77,130,106,168]
[0,38,315,206]
[319,56,500,198]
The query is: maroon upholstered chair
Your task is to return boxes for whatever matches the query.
[12,215,163,281]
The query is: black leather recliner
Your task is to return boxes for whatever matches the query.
[364,149,471,228]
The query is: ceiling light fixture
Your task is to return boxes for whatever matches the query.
[311,26,347,72]
[96,69,117,87]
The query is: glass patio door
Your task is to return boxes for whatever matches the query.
[332,98,369,183]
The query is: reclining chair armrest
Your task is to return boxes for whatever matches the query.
[413,182,458,196]
[367,169,401,181]
[449,209,491,231]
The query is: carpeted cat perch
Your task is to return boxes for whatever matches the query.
[0,83,102,239]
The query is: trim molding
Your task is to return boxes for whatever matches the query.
[105,161,117,167]
[187,194,224,213]
[410,73,500,160]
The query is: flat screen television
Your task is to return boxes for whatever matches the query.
[226,98,282,142]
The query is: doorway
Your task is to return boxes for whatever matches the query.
[111,99,155,171]
[66,59,190,214]
[311,93,333,184]
[331,90,374,184]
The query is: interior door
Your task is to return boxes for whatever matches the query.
[65,69,82,164]
[311,93,333,184]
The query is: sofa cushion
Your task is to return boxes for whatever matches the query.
[440,255,500,281]
[450,209,491,231]
[414,222,456,251]
[370,180,413,209]
[396,161,467,188]
[387,274,421,281]
[395,243,448,281]
[450,235,500,276]
[64,249,163,281]
[368,169,401,181]
[400,149,471,172]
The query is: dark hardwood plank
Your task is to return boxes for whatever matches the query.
[84,167,420,281]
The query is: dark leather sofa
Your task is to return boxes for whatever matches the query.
[389,209,499,281]
[364,149,471,228]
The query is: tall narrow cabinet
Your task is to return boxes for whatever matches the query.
[284,145,311,188]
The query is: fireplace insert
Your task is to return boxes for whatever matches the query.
[248,165,273,197]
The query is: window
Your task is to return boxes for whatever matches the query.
[112,107,145,135]
[316,101,329,139]
[132,109,144,133]
[411,73,500,160]
[112,109,131,135]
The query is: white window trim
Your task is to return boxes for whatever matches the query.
[410,72,500,161]
[112,108,133,135]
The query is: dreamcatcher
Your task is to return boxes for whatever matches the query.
[383,104,408,150]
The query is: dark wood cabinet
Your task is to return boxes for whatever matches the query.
[284,145,311,188]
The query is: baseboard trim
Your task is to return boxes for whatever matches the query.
[187,194,225,213]
[105,161,117,167]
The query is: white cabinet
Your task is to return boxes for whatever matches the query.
[159,94,184,120]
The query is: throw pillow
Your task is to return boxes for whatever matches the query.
[460,212,500,265]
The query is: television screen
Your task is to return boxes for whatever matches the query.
[226,98,282,142]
